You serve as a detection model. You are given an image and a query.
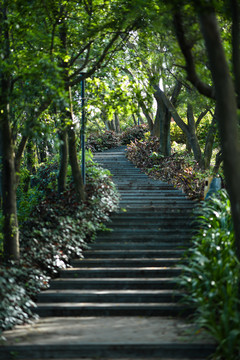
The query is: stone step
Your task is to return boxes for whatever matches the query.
[90,242,188,250]
[49,278,177,290]
[37,289,183,303]
[0,343,216,359]
[59,267,182,278]
[107,223,194,229]
[71,258,183,267]
[98,228,194,235]
[118,206,195,212]
[110,213,195,219]
[84,250,185,258]
[33,303,191,317]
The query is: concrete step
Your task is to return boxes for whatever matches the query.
[0,343,216,359]
[90,243,188,250]
[49,278,178,290]
[71,258,183,267]
[83,250,185,258]
[59,267,182,278]
[37,289,184,303]
[97,228,194,235]
[34,303,191,317]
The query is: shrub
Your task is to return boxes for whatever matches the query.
[120,125,148,145]
[0,159,119,335]
[179,190,240,360]
[0,264,49,331]
[86,130,120,152]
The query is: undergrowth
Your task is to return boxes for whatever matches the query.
[0,157,119,335]
[126,137,218,200]
[179,190,240,360]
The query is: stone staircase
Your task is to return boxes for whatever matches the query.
[1,146,216,359]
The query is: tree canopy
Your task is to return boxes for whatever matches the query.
[1,0,240,262]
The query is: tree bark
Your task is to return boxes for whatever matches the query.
[114,113,121,134]
[203,111,217,169]
[139,99,154,133]
[153,85,171,156]
[230,0,240,108]
[0,2,19,261]
[0,98,19,261]
[187,103,204,168]
[68,124,85,202]
[199,10,240,260]
[58,126,68,194]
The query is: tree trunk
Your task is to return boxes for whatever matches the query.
[187,103,204,168]
[0,3,19,261]
[153,86,171,156]
[203,111,217,169]
[199,10,240,260]
[157,87,205,165]
[114,113,121,134]
[67,86,85,202]
[230,0,240,108]
[38,138,47,163]
[139,100,154,134]
[23,140,37,193]
[58,125,68,194]
[132,113,137,126]
[68,124,85,202]
[0,101,19,261]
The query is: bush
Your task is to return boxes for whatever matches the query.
[0,264,49,331]
[179,190,240,360]
[120,125,148,145]
[0,159,119,335]
[86,130,120,152]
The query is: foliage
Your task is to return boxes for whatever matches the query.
[0,159,119,334]
[120,125,148,145]
[86,131,120,152]
[0,264,49,331]
[179,190,240,360]
[86,126,148,152]
[16,169,44,225]
[126,138,213,200]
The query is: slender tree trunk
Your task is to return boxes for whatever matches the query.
[114,113,121,134]
[153,86,171,156]
[58,122,68,194]
[199,10,240,260]
[23,140,37,192]
[139,100,154,134]
[38,138,47,163]
[187,103,204,168]
[0,3,19,261]
[68,124,85,202]
[213,150,223,175]
[67,86,85,202]
[203,112,217,169]
[0,98,19,261]
[132,113,137,126]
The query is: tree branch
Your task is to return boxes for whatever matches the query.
[173,11,215,99]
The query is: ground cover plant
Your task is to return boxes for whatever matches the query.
[119,125,148,145]
[179,190,240,360]
[0,156,119,335]
[86,125,148,153]
[126,137,220,200]
[86,130,120,152]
